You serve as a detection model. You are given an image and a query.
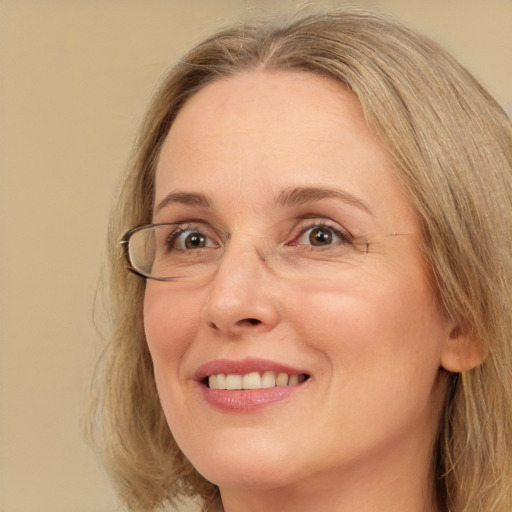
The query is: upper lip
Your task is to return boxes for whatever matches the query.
[194,357,309,381]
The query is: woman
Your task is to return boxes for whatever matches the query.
[88,7,512,512]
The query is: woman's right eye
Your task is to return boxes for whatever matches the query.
[165,226,218,251]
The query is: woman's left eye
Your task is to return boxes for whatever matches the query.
[294,224,352,247]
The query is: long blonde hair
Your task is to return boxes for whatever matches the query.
[87,8,512,512]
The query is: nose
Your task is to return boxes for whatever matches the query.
[201,243,280,337]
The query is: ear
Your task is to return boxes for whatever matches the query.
[441,323,487,373]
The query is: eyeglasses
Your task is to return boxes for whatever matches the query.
[121,222,409,282]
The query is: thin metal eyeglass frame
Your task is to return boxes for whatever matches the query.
[120,223,411,282]
[120,222,226,282]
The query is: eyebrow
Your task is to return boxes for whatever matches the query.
[154,186,373,216]
[154,191,213,214]
[276,186,374,215]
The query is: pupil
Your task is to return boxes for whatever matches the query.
[185,232,206,248]
[310,227,332,246]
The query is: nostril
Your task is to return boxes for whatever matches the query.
[238,318,261,326]
[208,318,261,329]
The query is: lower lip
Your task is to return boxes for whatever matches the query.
[199,383,304,411]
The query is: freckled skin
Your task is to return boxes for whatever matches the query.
[144,70,451,512]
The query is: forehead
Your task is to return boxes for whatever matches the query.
[154,70,414,227]
[159,69,380,167]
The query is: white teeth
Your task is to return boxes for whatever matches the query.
[216,373,226,388]
[288,374,299,386]
[225,374,242,390]
[261,371,276,388]
[276,372,289,387]
[242,372,262,389]
[207,371,306,390]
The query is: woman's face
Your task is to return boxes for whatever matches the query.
[144,70,451,497]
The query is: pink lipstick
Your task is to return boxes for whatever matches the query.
[194,357,310,411]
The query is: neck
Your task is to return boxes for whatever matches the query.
[219,440,441,512]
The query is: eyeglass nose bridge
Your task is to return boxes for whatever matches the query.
[121,222,412,282]
[121,224,276,282]
[212,231,278,272]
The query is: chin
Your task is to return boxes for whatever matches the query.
[198,460,302,491]
[175,429,308,490]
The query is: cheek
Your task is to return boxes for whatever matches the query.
[143,286,209,452]
[300,276,447,436]
[294,268,446,381]
[143,285,203,380]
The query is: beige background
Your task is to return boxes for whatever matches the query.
[0,1,510,511]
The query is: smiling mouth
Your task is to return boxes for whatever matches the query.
[205,371,309,390]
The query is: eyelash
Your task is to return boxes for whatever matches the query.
[164,218,353,251]
[165,224,220,251]
[287,218,354,249]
